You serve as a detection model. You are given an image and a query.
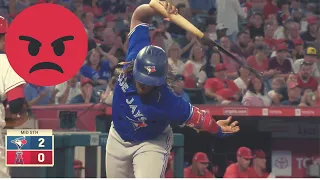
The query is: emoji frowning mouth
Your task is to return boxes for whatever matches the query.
[29,62,64,73]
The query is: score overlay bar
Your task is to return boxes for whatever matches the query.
[5,129,54,167]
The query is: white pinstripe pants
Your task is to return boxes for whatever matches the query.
[105,123,173,178]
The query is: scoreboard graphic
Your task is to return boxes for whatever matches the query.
[5,129,54,167]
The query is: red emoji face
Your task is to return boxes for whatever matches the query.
[5,4,88,86]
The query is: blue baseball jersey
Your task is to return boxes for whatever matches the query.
[80,61,111,82]
[112,24,193,142]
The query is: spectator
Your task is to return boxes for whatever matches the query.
[80,47,118,102]
[204,18,217,41]
[249,13,265,39]
[93,22,105,45]
[100,76,116,105]
[276,0,291,26]
[264,24,277,49]
[301,16,319,46]
[242,77,271,106]
[171,74,190,103]
[249,150,269,178]
[219,36,242,79]
[168,42,185,75]
[55,74,82,104]
[156,19,173,52]
[300,88,317,106]
[183,44,206,88]
[230,31,253,59]
[280,82,303,106]
[268,43,293,76]
[297,62,318,91]
[100,28,126,61]
[272,73,298,105]
[268,77,285,103]
[234,67,250,96]
[82,0,103,17]
[151,29,167,51]
[224,147,253,178]
[263,0,278,20]
[216,23,228,41]
[204,64,240,104]
[198,50,222,87]
[291,38,305,61]
[293,47,319,78]
[252,36,266,47]
[247,44,276,78]
[216,0,245,41]
[24,84,56,106]
[184,152,214,178]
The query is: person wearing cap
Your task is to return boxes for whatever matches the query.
[224,147,253,178]
[301,16,318,44]
[248,150,269,178]
[216,23,228,41]
[268,43,293,76]
[280,81,302,106]
[291,38,305,61]
[293,47,320,79]
[264,24,277,50]
[297,60,318,92]
[171,73,190,103]
[184,152,214,178]
[93,22,106,45]
[204,63,240,104]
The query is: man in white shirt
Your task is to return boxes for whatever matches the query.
[0,16,26,178]
[216,0,245,41]
[55,75,82,104]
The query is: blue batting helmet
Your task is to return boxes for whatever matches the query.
[133,45,168,86]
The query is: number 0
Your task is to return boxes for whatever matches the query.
[38,138,45,147]
[38,153,45,162]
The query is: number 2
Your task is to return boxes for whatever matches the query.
[38,153,45,162]
[38,138,45,147]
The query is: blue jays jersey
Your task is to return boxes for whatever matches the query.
[112,24,193,142]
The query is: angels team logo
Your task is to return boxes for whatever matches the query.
[144,66,156,74]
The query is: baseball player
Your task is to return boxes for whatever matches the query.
[0,16,27,178]
[105,2,240,178]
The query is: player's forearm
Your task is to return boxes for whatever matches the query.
[184,106,220,134]
[130,4,158,30]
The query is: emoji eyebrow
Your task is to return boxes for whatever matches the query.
[51,36,74,46]
[19,36,42,46]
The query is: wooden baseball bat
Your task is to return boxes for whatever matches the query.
[149,0,262,79]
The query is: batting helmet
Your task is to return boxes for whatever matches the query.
[0,16,8,34]
[133,45,168,86]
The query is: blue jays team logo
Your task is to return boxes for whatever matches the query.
[144,66,156,74]
[11,136,27,164]
[126,116,148,130]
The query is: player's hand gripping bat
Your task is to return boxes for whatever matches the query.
[149,0,262,79]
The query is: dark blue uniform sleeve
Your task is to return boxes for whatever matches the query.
[126,23,151,62]
[165,91,193,125]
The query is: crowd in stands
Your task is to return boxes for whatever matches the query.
[2,0,319,107]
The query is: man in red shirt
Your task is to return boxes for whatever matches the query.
[184,152,214,178]
[249,150,269,178]
[204,64,240,103]
[298,62,318,91]
[224,147,253,178]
